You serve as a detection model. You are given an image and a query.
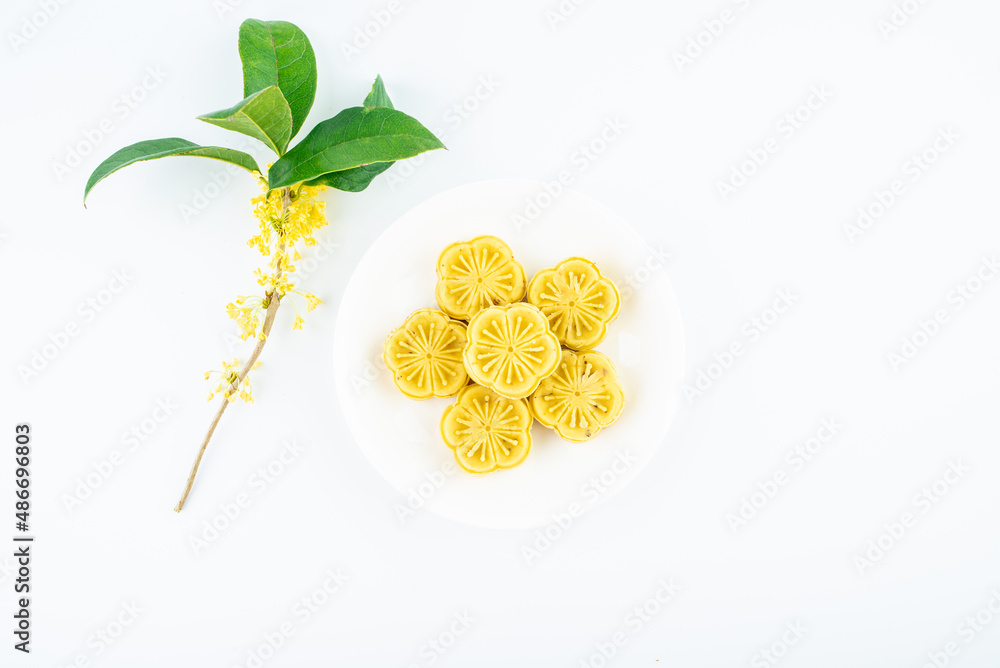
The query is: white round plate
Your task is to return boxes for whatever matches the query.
[333,179,685,529]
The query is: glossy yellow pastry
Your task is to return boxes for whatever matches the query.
[383,309,469,399]
[441,384,532,474]
[435,235,526,320]
[463,302,561,399]
[527,257,621,350]
[529,349,624,442]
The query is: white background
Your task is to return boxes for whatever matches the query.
[3,0,1000,666]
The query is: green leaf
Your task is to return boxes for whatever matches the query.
[268,107,445,190]
[84,138,260,205]
[304,162,394,192]
[305,75,396,192]
[197,85,293,155]
[363,74,394,110]
[238,18,316,140]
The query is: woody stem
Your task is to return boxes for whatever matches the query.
[174,187,292,513]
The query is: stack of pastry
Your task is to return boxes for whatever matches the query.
[383,236,625,474]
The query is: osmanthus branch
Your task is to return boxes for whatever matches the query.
[174,187,293,513]
[80,20,447,515]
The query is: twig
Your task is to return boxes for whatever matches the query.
[174,187,292,512]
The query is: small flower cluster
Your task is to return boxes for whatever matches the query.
[227,175,328,342]
[211,175,329,401]
[205,358,262,403]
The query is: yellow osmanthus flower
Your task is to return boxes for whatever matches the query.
[205,359,262,404]
[229,174,329,340]
[227,295,265,341]
[302,291,322,311]
[248,175,329,270]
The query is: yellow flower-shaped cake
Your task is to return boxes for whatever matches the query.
[527,257,621,350]
[441,385,532,474]
[463,302,561,399]
[529,349,625,442]
[383,309,469,399]
[435,235,526,320]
